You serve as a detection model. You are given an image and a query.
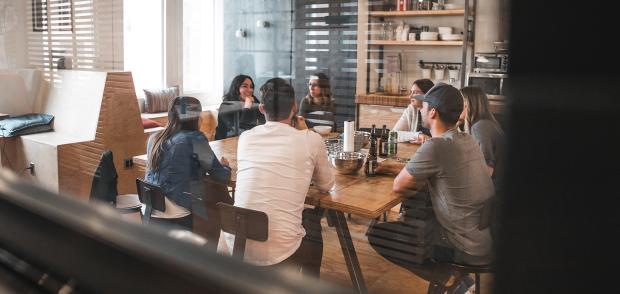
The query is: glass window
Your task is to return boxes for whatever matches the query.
[124,0,164,96]
[182,0,224,106]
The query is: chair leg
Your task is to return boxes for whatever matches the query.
[475,273,480,294]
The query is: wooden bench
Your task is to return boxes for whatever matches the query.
[0,70,147,200]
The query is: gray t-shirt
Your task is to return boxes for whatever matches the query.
[471,119,504,189]
[406,129,494,256]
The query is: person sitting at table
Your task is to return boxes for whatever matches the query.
[369,83,495,294]
[392,78,434,144]
[215,74,266,140]
[460,86,505,242]
[222,77,334,277]
[298,72,336,129]
[145,96,232,230]
[459,86,504,181]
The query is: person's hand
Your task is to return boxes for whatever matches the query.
[409,133,430,145]
[375,160,405,176]
[220,156,230,167]
[294,115,308,130]
[243,96,254,108]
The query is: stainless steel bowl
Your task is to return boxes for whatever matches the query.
[355,131,370,149]
[328,152,366,174]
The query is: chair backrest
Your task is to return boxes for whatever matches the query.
[135,178,166,224]
[216,202,268,260]
[89,150,118,205]
[199,110,217,141]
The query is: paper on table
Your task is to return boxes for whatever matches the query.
[343,121,355,152]
[396,131,419,142]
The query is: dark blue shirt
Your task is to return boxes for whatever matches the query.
[145,130,231,211]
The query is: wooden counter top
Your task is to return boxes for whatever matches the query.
[355,93,411,107]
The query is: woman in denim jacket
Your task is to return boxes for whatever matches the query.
[146,96,231,230]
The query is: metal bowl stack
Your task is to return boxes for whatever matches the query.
[328,152,366,174]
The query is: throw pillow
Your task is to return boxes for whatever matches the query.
[141,118,162,129]
[143,85,179,113]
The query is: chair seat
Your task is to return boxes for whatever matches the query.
[446,262,493,274]
[115,194,142,212]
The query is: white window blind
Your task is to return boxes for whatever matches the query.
[26,0,123,81]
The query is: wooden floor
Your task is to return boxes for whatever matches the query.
[317,211,494,294]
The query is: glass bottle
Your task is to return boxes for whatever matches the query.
[380,125,389,157]
[388,131,398,156]
[365,124,378,176]
[386,21,395,41]
[379,22,386,40]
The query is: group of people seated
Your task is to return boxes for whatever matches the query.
[141,72,504,292]
[215,73,336,140]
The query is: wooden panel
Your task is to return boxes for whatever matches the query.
[58,72,148,200]
[369,40,464,46]
[357,104,406,130]
[370,9,465,17]
[356,93,411,107]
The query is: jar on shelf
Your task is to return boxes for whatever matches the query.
[385,21,395,41]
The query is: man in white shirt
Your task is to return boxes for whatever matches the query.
[223,77,335,277]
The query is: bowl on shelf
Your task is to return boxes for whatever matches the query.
[313,125,332,135]
[438,27,453,35]
[440,33,463,41]
[328,152,366,174]
[420,32,439,41]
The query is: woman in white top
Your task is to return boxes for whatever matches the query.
[392,79,434,143]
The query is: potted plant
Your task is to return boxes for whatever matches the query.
[433,64,445,80]
[447,65,460,81]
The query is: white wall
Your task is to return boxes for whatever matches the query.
[0,0,27,69]
[475,0,507,52]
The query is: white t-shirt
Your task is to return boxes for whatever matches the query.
[222,121,335,266]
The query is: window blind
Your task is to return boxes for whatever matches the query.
[293,0,359,127]
[26,0,123,81]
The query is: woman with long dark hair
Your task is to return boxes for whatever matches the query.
[146,96,231,230]
[460,86,504,179]
[298,73,336,129]
[215,75,266,139]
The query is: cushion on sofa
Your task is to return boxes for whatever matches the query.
[143,85,179,113]
[141,117,163,129]
[0,113,54,137]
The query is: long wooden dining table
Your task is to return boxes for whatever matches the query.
[133,135,420,293]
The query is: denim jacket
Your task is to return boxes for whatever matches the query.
[145,131,231,213]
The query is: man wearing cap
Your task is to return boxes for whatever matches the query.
[369,83,495,293]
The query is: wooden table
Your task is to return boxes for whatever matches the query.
[133,136,419,293]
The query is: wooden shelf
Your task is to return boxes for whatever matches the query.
[370,9,465,17]
[369,40,463,46]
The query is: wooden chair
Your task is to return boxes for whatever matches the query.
[427,197,496,294]
[199,110,217,141]
[90,150,141,213]
[135,178,166,225]
[217,202,268,260]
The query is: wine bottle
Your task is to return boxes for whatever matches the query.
[365,125,378,176]
[380,125,388,157]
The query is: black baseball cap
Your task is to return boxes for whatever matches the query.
[418,82,464,116]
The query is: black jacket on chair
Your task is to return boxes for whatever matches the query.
[90,150,119,206]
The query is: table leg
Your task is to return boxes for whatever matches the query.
[327,209,368,294]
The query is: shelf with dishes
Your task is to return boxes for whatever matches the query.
[370,9,465,17]
[369,40,463,46]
